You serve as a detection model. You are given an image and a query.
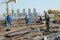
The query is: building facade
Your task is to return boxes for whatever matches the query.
[33,8,38,17]
[22,9,27,16]
[28,8,33,17]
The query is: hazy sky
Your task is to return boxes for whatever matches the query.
[0,0,60,15]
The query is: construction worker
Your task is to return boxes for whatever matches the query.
[39,16,42,24]
[6,14,12,31]
[25,16,30,25]
[45,11,50,30]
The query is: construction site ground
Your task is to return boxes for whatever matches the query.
[0,23,60,40]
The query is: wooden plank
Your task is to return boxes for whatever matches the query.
[5,28,31,37]
[0,28,31,37]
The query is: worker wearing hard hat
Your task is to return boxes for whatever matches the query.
[44,11,50,31]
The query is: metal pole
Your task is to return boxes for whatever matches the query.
[6,2,9,16]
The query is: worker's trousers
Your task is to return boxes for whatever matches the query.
[46,21,49,30]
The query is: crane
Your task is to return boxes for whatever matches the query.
[0,0,16,15]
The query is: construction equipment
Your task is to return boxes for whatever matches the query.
[48,10,60,23]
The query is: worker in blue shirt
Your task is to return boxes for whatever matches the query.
[6,15,12,25]
[25,16,30,25]
[6,15,12,31]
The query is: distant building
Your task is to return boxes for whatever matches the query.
[14,13,16,17]
[28,8,33,17]
[3,13,6,17]
[19,13,23,17]
[12,9,14,16]
[33,8,38,17]
[22,9,27,16]
[17,9,20,17]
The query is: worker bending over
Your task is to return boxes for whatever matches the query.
[25,16,30,25]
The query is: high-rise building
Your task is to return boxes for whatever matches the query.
[14,13,16,17]
[19,13,23,17]
[12,9,14,16]
[33,8,38,17]
[23,9,25,13]
[28,8,33,17]
[3,13,6,17]
[17,9,20,17]
[22,9,27,16]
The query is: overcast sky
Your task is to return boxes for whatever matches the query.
[0,0,60,15]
